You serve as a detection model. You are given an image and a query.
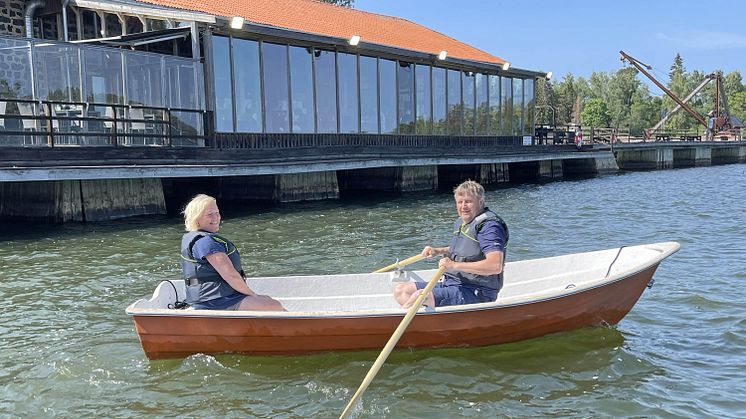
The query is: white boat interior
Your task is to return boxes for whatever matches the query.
[127,242,680,316]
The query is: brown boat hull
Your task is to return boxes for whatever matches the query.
[132,265,658,359]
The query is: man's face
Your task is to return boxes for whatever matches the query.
[455,192,483,224]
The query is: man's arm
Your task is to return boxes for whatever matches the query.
[421,245,449,257]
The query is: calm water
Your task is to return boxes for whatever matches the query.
[2,164,745,418]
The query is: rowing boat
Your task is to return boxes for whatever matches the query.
[126,241,679,359]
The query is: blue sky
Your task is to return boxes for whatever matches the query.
[354,0,746,93]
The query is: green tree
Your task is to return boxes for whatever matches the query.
[730,91,746,125]
[665,53,693,131]
[607,67,641,129]
[580,98,611,128]
[628,89,661,136]
[723,71,743,97]
[553,74,577,126]
[534,78,556,126]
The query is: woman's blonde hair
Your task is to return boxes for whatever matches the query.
[453,180,485,205]
[182,194,216,231]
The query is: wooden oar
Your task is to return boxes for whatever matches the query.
[371,253,426,273]
[340,265,447,419]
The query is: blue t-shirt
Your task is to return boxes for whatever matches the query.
[191,235,229,261]
[477,219,507,256]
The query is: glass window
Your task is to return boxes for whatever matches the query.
[262,42,290,133]
[447,69,462,135]
[524,78,535,136]
[81,10,100,40]
[289,46,314,133]
[164,57,203,110]
[40,15,58,40]
[105,13,122,37]
[170,110,204,146]
[379,58,397,134]
[314,49,337,133]
[125,16,143,35]
[463,71,475,135]
[501,76,512,136]
[34,43,82,102]
[338,52,359,133]
[0,38,33,100]
[359,55,379,134]
[82,47,123,104]
[432,67,446,134]
[513,78,523,136]
[232,38,261,132]
[66,12,79,41]
[415,64,431,134]
[211,35,233,132]
[125,51,163,107]
[398,62,415,134]
[476,73,488,135]
[489,75,500,135]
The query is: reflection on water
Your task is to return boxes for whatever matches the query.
[1,164,745,417]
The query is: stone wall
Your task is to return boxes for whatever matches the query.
[0,0,26,37]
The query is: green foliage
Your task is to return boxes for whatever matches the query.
[540,53,744,138]
[581,98,611,128]
[664,53,692,130]
[730,91,746,125]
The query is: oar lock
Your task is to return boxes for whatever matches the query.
[389,269,409,283]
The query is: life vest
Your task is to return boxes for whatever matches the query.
[180,231,244,304]
[447,208,509,290]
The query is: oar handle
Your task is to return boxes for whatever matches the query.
[340,266,446,418]
[371,253,426,273]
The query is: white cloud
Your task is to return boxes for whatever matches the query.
[655,30,746,50]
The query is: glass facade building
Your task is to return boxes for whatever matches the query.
[208,34,536,139]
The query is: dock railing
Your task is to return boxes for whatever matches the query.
[0,98,206,147]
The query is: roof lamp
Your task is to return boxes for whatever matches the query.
[349,35,361,46]
[502,62,511,71]
[438,50,447,60]
[546,71,553,80]
[230,16,244,29]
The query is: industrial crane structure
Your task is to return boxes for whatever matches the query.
[620,50,742,141]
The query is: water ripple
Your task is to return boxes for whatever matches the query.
[1,164,745,417]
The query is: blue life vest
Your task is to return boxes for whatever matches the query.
[180,231,244,304]
[447,208,509,290]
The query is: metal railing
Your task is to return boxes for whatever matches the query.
[0,98,206,147]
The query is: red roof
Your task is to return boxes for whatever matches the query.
[136,0,506,65]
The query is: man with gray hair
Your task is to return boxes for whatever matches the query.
[394,180,509,308]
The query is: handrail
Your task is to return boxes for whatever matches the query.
[0,98,206,147]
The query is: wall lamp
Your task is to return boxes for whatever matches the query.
[545,71,553,80]
[230,16,245,29]
[502,62,511,71]
[438,50,448,60]
[348,35,361,46]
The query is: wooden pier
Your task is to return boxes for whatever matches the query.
[0,137,744,223]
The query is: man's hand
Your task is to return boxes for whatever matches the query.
[438,256,455,270]
[421,246,435,257]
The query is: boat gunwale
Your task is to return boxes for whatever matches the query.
[125,242,679,320]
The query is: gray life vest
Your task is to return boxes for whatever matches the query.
[180,231,244,304]
[447,208,509,290]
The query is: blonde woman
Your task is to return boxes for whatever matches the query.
[180,194,284,311]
